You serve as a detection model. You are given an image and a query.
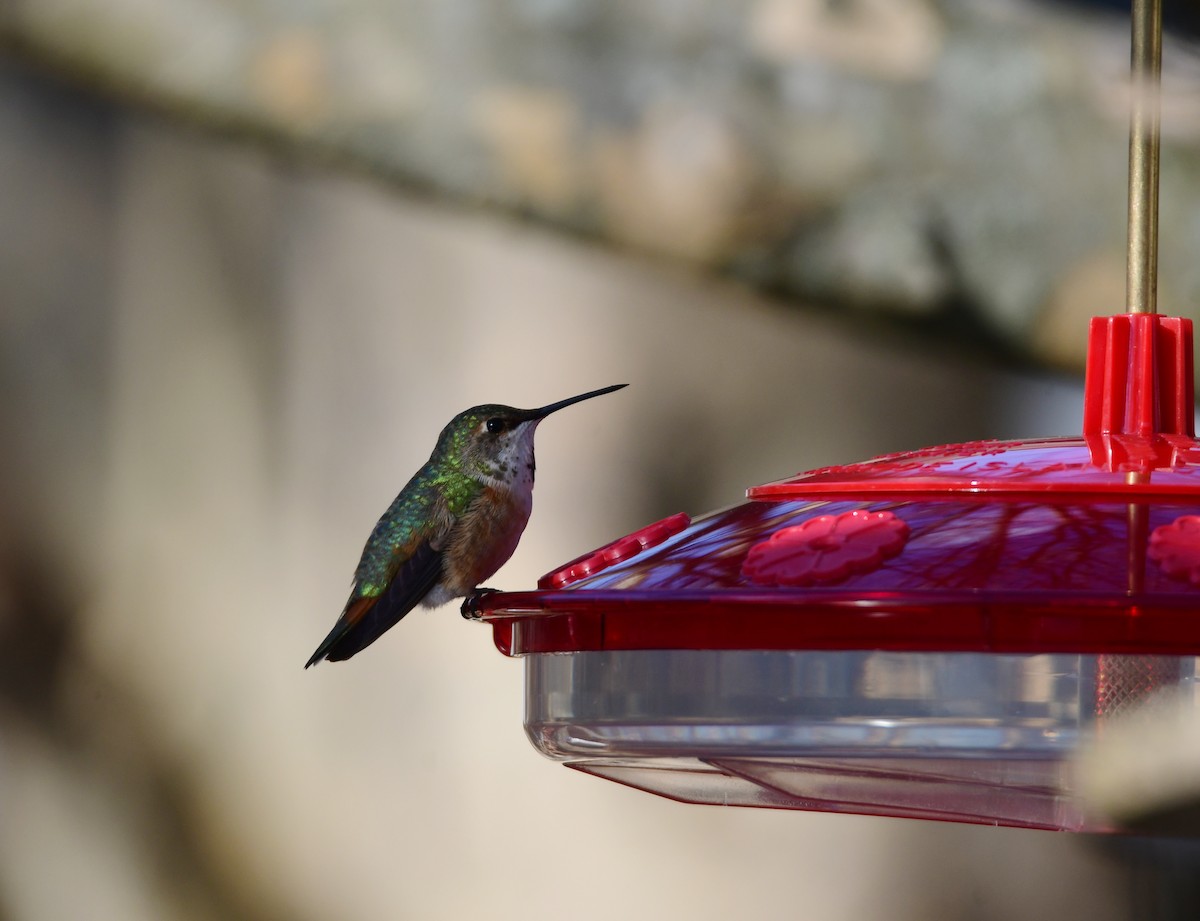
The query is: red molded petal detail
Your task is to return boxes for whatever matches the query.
[539,512,692,589]
[1148,515,1200,585]
[742,510,910,587]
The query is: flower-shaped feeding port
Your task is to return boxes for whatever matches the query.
[742,509,910,587]
[1149,515,1200,585]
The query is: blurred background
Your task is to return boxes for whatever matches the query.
[2,1,1200,919]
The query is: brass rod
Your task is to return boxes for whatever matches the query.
[1127,0,1163,315]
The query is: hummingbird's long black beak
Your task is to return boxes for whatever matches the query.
[529,384,627,420]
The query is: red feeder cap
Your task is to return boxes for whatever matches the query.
[1084,314,1194,439]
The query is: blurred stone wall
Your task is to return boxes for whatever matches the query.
[3,0,1200,371]
[0,59,1132,921]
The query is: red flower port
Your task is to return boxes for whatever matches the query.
[742,510,910,587]
[1149,515,1200,585]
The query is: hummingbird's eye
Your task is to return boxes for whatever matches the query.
[485,418,506,434]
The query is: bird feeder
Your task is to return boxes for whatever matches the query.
[472,0,1200,832]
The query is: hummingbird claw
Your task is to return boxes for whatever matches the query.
[461,588,499,620]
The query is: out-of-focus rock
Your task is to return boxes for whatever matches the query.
[1034,249,1127,368]
[1078,689,1200,834]
[4,1,1200,370]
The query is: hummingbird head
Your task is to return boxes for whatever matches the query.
[439,384,627,487]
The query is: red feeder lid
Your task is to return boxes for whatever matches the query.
[477,314,1200,658]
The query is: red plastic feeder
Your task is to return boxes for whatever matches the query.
[474,314,1200,831]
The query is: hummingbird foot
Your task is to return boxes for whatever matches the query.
[461,588,499,620]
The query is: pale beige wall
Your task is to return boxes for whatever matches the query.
[0,68,1120,921]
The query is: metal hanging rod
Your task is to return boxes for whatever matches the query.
[1127,0,1163,315]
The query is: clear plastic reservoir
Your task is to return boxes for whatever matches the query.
[523,647,1196,829]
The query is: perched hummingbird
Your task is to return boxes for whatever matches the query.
[305,384,627,667]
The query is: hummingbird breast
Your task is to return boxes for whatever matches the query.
[433,483,534,602]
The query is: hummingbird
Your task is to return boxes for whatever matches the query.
[305,384,627,667]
